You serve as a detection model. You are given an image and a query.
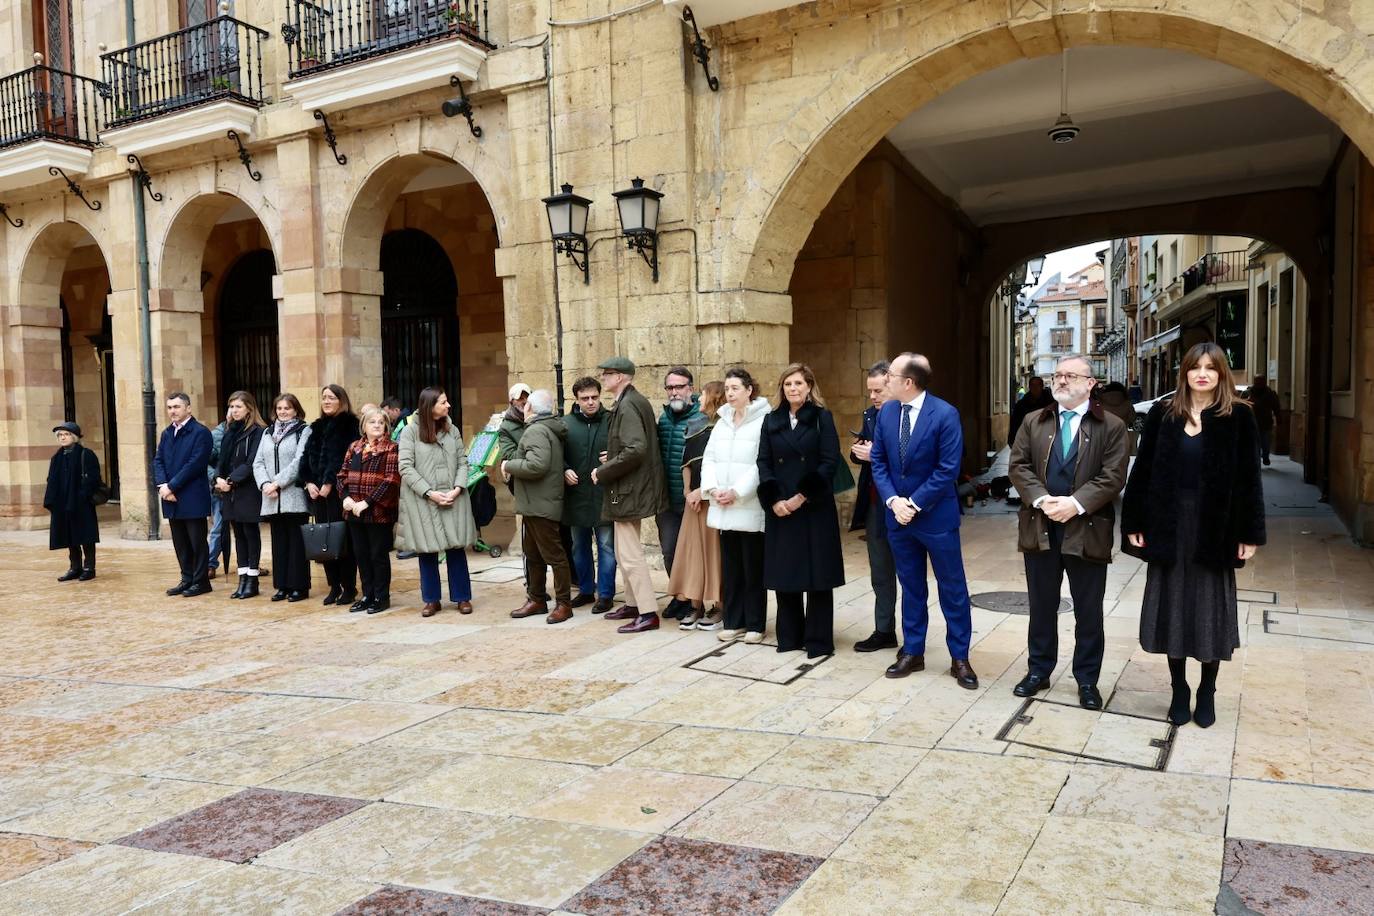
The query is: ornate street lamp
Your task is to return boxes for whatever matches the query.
[612,177,663,283]
[542,183,591,284]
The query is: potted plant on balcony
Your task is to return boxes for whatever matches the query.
[445,2,479,36]
[297,36,325,71]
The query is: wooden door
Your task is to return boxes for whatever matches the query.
[32,0,75,136]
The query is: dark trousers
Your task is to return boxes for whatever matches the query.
[720,531,766,633]
[231,522,262,570]
[169,517,210,586]
[66,543,96,572]
[268,514,310,591]
[1258,426,1273,461]
[865,505,898,634]
[418,550,471,604]
[656,509,684,575]
[524,516,572,604]
[313,493,357,594]
[890,524,973,659]
[775,590,834,655]
[1024,532,1107,685]
[349,521,394,602]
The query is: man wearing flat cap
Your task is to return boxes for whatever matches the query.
[593,356,669,633]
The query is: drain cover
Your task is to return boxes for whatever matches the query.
[970,591,1071,615]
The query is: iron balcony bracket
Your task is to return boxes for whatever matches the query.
[49,167,101,210]
[314,110,347,165]
[682,6,720,92]
[127,154,163,203]
[0,203,22,228]
[447,77,483,138]
[227,130,262,182]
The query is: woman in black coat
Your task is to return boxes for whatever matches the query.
[301,384,359,606]
[1122,342,1265,729]
[214,391,267,600]
[44,421,102,581]
[757,363,845,658]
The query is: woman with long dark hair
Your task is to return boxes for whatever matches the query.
[339,406,402,614]
[214,391,267,599]
[302,384,359,606]
[396,386,477,617]
[254,393,313,602]
[757,363,846,658]
[1123,342,1265,728]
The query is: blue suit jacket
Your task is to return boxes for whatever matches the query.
[870,393,963,534]
[154,416,213,519]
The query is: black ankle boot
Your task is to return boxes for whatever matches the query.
[1167,657,1191,726]
[230,575,248,599]
[58,568,81,582]
[242,576,259,599]
[79,567,95,581]
[1194,661,1220,728]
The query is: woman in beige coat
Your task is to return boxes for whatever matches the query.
[397,386,477,617]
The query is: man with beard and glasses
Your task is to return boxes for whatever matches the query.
[655,366,703,619]
[1007,355,1129,710]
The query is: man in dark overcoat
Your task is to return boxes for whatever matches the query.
[154,391,214,596]
[44,421,102,581]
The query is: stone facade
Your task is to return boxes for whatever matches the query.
[1,0,1373,540]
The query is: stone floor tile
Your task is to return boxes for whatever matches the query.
[669,780,878,857]
[0,832,96,882]
[337,886,550,915]
[4,683,169,720]
[265,744,458,800]
[269,700,451,743]
[1005,815,1222,912]
[744,735,925,796]
[113,787,368,862]
[149,733,356,785]
[381,707,547,751]
[175,694,352,734]
[0,765,131,821]
[123,864,379,915]
[0,713,137,765]
[0,844,230,915]
[53,727,231,775]
[483,715,675,765]
[1227,779,1374,854]
[387,755,592,815]
[3,775,237,842]
[429,676,631,715]
[559,835,821,916]
[518,765,732,832]
[1219,837,1374,915]
[361,623,488,645]
[1052,764,1229,836]
[775,856,1003,915]
[618,725,793,778]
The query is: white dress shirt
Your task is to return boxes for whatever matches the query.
[1033,399,1088,516]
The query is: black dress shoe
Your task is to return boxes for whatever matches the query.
[58,569,81,582]
[570,593,596,609]
[1013,673,1052,698]
[271,589,289,602]
[322,585,343,606]
[885,652,925,679]
[365,600,390,615]
[950,659,979,690]
[78,569,95,581]
[287,590,308,602]
[181,582,212,597]
[592,597,614,614]
[167,581,191,596]
[1078,684,1103,710]
[338,589,358,606]
[854,631,898,653]
[349,597,371,613]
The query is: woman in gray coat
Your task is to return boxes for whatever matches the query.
[255,392,313,602]
[397,386,477,617]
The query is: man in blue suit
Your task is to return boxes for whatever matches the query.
[870,353,978,688]
[154,391,214,597]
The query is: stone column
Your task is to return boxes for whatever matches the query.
[0,302,65,529]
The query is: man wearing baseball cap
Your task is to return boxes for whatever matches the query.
[593,356,669,633]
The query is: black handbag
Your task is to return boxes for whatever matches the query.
[90,481,112,506]
[302,498,347,562]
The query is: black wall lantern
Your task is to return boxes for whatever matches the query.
[542,183,591,284]
[612,177,663,283]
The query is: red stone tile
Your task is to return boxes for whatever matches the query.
[336,886,548,915]
[1221,838,1374,915]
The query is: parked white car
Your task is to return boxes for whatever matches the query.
[1132,385,1250,423]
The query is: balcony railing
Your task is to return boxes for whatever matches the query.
[0,65,105,150]
[101,16,269,128]
[1182,250,1246,296]
[283,0,493,78]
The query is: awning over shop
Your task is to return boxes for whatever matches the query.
[1138,325,1181,357]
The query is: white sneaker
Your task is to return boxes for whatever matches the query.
[743,631,765,644]
[696,608,723,631]
[679,608,702,630]
[717,628,745,642]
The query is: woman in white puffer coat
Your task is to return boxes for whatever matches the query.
[700,367,771,642]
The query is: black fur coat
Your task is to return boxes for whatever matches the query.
[301,411,359,489]
[1121,401,1265,569]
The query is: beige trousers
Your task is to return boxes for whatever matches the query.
[613,519,658,613]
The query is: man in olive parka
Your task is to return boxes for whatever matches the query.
[503,389,574,624]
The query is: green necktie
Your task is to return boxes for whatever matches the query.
[1058,411,1074,459]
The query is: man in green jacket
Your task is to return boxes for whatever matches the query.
[656,367,702,619]
[593,356,669,633]
[502,389,573,624]
[563,377,616,612]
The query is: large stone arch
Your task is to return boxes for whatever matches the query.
[733,7,1374,296]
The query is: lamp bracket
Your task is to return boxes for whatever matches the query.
[681,6,720,92]
[449,76,483,137]
[625,232,659,283]
[0,203,22,228]
[313,110,347,165]
[49,167,101,210]
[555,237,590,284]
[227,130,262,182]
[126,154,163,203]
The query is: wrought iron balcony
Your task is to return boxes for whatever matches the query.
[101,16,269,128]
[283,0,493,78]
[1181,250,1247,296]
[0,65,105,149]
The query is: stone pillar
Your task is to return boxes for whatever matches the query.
[0,302,65,529]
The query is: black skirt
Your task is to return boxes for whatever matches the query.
[1138,491,1239,662]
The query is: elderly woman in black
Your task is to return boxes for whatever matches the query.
[1123,341,1265,729]
[757,363,846,658]
[214,391,267,600]
[44,421,102,581]
[302,384,359,606]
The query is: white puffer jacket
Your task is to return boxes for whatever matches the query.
[700,397,770,533]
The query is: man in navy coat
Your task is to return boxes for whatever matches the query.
[870,353,978,688]
[154,391,214,596]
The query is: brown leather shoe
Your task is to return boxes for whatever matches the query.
[617,613,660,634]
[421,602,441,618]
[604,604,639,621]
[885,652,925,679]
[547,602,574,624]
[454,601,473,615]
[950,659,979,690]
[510,600,549,619]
